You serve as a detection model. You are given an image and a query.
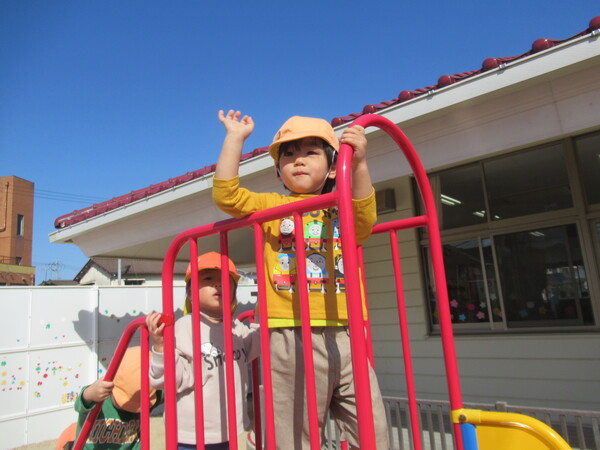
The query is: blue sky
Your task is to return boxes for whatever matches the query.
[1,1,598,283]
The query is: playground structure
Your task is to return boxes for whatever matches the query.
[74,114,573,449]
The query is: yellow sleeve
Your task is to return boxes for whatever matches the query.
[212,176,268,219]
[353,188,377,244]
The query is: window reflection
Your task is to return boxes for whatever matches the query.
[484,144,572,220]
[435,165,486,229]
[574,132,600,205]
[427,239,501,326]
[494,224,593,327]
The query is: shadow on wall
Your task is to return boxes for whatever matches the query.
[72,307,185,363]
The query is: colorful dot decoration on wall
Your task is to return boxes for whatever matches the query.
[1,357,85,398]
[102,307,146,323]
[62,391,79,404]
[15,360,85,401]
[0,358,25,392]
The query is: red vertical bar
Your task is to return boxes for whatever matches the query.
[189,239,206,449]
[251,358,262,449]
[253,224,276,449]
[336,137,376,448]
[292,211,321,450]
[220,234,239,449]
[389,230,422,450]
[140,327,151,450]
[162,240,179,450]
[426,207,464,449]
[237,311,262,450]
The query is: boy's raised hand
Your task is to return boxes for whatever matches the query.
[340,125,373,200]
[218,109,254,140]
[340,125,368,165]
[146,312,165,353]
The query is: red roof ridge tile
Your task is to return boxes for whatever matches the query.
[54,147,269,228]
[331,16,599,127]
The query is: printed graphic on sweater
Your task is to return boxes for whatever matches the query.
[272,208,341,294]
[334,254,345,294]
[87,418,139,445]
[201,342,249,370]
[273,253,297,293]
[278,217,295,252]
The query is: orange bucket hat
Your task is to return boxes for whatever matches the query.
[185,251,240,283]
[111,346,157,413]
[55,422,76,450]
[268,116,339,163]
[184,252,240,316]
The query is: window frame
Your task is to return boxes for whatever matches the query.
[417,132,600,335]
[16,214,24,237]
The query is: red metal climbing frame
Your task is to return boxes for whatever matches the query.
[75,114,571,450]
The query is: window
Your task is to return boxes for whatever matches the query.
[420,134,599,333]
[574,131,600,206]
[17,214,24,236]
[426,238,502,329]
[484,144,572,220]
[434,165,486,229]
[124,279,144,286]
[494,224,592,328]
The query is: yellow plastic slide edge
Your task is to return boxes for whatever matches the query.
[451,409,572,450]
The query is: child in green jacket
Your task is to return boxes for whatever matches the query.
[72,346,163,449]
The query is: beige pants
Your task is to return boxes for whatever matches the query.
[269,327,389,449]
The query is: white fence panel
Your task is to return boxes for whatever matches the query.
[0,285,184,449]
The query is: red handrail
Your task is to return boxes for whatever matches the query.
[73,317,152,450]
[364,113,465,449]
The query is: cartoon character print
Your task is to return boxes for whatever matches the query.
[278,217,295,252]
[332,217,341,250]
[306,252,328,294]
[201,341,247,370]
[201,342,224,370]
[272,253,297,293]
[304,219,328,252]
[334,254,345,294]
[201,342,221,358]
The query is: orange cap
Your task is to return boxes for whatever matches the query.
[185,251,240,283]
[268,116,339,163]
[111,346,157,413]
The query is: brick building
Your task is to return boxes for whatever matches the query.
[0,176,35,285]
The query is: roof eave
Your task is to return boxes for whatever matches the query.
[50,153,273,244]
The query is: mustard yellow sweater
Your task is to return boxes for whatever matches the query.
[213,176,376,327]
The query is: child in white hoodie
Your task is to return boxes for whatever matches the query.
[146,252,260,450]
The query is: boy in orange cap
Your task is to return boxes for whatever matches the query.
[146,251,260,450]
[72,346,162,449]
[213,111,388,449]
